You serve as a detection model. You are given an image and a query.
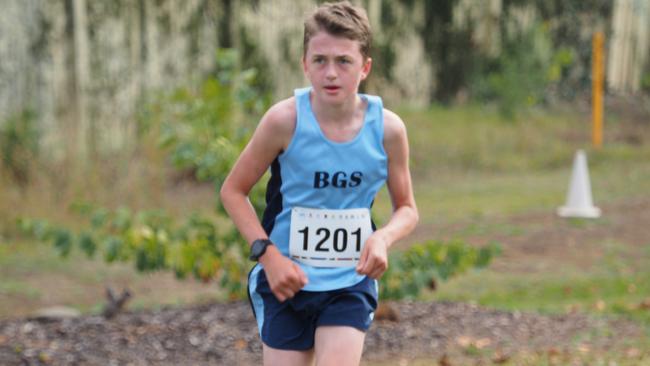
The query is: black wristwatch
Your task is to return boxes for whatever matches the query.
[249,239,273,261]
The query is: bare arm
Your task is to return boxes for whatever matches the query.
[220,100,290,243]
[356,109,419,278]
[220,98,308,301]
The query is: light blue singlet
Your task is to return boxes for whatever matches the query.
[255,87,388,291]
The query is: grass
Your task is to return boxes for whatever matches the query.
[429,263,650,323]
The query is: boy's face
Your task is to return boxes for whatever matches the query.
[303,30,372,105]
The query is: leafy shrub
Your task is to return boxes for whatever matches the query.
[380,240,501,300]
[472,23,574,119]
[19,211,500,302]
[138,49,269,214]
[18,205,249,299]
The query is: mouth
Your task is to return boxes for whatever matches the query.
[324,86,341,93]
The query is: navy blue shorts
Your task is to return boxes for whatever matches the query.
[247,265,378,351]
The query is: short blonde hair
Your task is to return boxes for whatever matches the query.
[303,1,372,59]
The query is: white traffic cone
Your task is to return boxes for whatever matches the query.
[557,150,601,218]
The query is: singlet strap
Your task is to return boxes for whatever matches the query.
[361,94,385,148]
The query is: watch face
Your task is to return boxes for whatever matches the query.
[252,241,264,256]
[250,239,271,261]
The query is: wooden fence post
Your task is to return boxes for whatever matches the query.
[592,31,604,149]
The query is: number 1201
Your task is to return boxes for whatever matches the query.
[297,227,362,253]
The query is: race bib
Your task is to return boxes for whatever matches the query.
[289,207,372,267]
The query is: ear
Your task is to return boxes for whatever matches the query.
[360,57,372,81]
[302,55,308,75]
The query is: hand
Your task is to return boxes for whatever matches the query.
[259,246,308,302]
[356,232,389,279]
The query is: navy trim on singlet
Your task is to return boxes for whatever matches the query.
[261,156,283,235]
[370,199,377,231]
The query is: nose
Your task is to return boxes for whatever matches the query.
[325,62,337,80]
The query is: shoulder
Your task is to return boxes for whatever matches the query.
[261,96,296,132]
[381,108,410,167]
[253,96,297,151]
[382,108,408,145]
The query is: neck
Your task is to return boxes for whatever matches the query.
[310,92,360,124]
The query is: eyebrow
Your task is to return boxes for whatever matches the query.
[311,53,353,59]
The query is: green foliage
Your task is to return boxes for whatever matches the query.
[145,50,265,178]
[17,205,250,299]
[139,49,268,214]
[641,72,650,94]
[380,240,501,300]
[0,109,39,184]
[472,23,568,119]
[19,212,500,301]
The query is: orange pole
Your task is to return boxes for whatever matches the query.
[592,31,604,148]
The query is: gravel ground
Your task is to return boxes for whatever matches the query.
[0,299,642,366]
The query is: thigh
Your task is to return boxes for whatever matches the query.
[263,344,314,366]
[314,326,365,366]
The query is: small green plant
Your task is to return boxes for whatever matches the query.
[380,240,501,300]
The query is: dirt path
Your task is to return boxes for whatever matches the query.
[0,299,643,366]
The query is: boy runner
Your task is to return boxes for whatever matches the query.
[220,2,418,365]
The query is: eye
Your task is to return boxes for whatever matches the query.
[313,56,325,64]
[338,58,351,65]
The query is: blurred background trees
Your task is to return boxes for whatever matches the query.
[1,0,648,161]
